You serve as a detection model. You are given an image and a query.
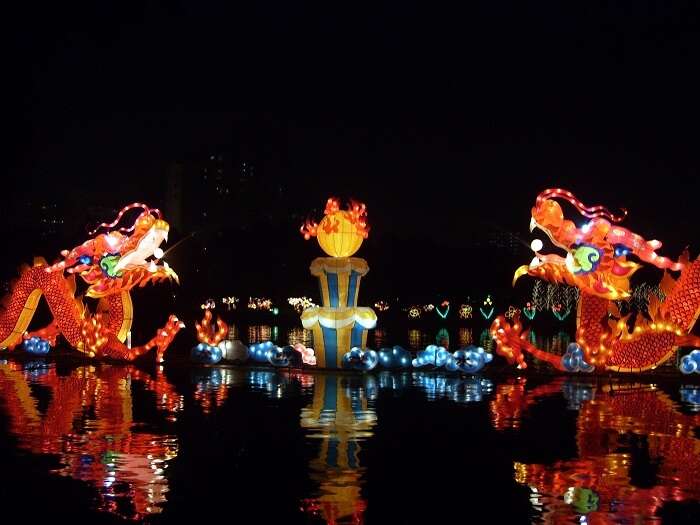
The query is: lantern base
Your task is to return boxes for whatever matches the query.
[301,306,377,369]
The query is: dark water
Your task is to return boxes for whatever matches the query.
[1,356,699,524]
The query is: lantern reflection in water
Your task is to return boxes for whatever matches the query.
[300,374,377,524]
[287,326,313,348]
[0,361,181,520]
[490,377,700,523]
[413,372,493,403]
[191,368,316,414]
[248,325,273,344]
[458,327,473,347]
[407,328,428,351]
[372,328,387,349]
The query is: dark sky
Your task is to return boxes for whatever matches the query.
[7,1,700,279]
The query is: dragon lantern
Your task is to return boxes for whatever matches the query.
[492,188,700,372]
[0,203,184,362]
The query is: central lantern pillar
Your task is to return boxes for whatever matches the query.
[299,197,376,369]
[301,257,376,368]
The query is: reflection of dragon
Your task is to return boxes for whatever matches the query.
[498,380,700,523]
[0,361,182,520]
[492,189,700,372]
[0,203,184,361]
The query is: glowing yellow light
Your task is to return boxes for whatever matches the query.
[301,197,369,257]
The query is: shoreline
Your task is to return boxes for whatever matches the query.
[3,350,700,386]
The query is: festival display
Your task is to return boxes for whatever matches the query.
[342,346,379,371]
[480,294,495,319]
[492,378,700,522]
[266,345,300,367]
[191,309,228,364]
[378,346,412,369]
[0,361,181,521]
[458,303,473,319]
[300,198,377,368]
[294,342,317,365]
[680,349,700,374]
[0,203,184,362]
[492,189,700,372]
[412,344,492,373]
[223,339,250,362]
[300,374,376,523]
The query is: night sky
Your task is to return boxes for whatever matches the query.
[7,2,700,303]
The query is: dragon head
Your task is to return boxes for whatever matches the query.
[46,203,178,298]
[515,189,683,300]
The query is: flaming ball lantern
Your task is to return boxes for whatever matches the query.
[301,197,369,258]
[300,198,377,368]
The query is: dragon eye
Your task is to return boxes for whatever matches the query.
[79,255,92,265]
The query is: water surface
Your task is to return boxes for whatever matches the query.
[0,358,699,524]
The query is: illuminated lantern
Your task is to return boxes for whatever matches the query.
[342,347,379,371]
[436,300,450,319]
[522,302,536,320]
[293,343,317,365]
[23,336,50,355]
[301,197,369,258]
[377,346,411,369]
[680,349,700,374]
[218,340,233,359]
[0,203,182,362]
[413,344,493,373]
[552,303,571,321]
[412,345,453,368]
[458,304,472,320]
[221,296,238,310]
[374,300,389,312]
[195,309,228,346]
[288,297,317,314]
[480,295,494,320]
[505,305,520,319]
[452,346,493,373]
[268,345,302,367]
[191,343,222,364]
[301,303,377,368]
[560,343,594,372]
[249,341,276,363]
[221,339,249,362]
[300,198,377,368]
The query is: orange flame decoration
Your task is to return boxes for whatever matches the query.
[300,197,370,240]
[195,309,228,346]
[300,219,318,240]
